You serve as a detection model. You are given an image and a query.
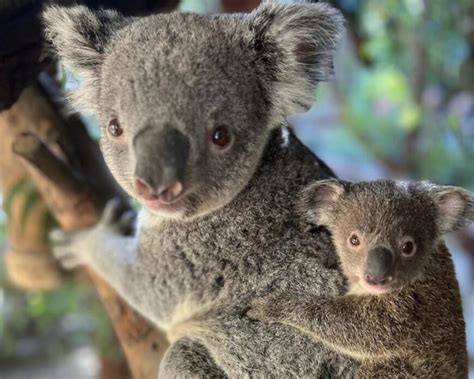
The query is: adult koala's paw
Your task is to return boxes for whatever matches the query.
[50,228,86,269]
[50,198,135,269]
[247,295,291,323]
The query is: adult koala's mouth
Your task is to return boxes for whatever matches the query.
[138,184,207,219]
[141,187,187,213]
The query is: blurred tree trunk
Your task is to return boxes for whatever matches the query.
[0,113,67,289]
[0,74,169,379]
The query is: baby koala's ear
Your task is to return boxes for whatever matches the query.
[298,179,346,226]
[424,183,474,234]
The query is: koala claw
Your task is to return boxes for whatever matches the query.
[101,198,136,236]
[57,252,82,270]
[49,198,136,271]
[51,229,84,269]
[101,197,124,224]
[50,228,76,245]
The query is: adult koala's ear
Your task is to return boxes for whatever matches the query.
[249,0,344,124]
[42,5,127,110]
[298,179,346,226]
[422,182,474,234]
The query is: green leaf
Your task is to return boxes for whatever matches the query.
[19,187,41,234]
[399,103,421,130]
[3,178,31,215]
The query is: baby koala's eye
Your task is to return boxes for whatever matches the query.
[401,241,416,256]
[211,125,232,149]
[108,118,123,137]
[349,234,360,247]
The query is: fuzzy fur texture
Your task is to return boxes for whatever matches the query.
[43,2,344,220]
[43,1,467,377]
[52,130,356,377]
[251,0,344,126]
[249,180,471,378]
[43,5,129,111]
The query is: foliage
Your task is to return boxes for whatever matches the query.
[325,0,473,188]
[0,0,472,367]
[0,280,119,361]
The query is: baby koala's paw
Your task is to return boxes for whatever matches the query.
[247,295,290,323]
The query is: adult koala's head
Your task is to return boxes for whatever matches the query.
[43,1,344,219]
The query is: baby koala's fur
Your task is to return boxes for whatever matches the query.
[249,179,471,378]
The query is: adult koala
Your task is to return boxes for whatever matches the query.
[45,1,358,377]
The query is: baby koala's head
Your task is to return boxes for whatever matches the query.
[299,179,474,295]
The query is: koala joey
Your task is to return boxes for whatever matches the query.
[249,179,471,378]
[44,1,364,377]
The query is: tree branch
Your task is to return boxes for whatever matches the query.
[12,132,85,194]
[2,76,169,379]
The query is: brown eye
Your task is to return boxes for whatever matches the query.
[350,234,360,247]
[108,118,123,137]
[402,241,416,256]
[211,125,231,148]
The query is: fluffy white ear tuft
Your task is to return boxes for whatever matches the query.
[421,182,474,234]
[250,0,344,126]
[42,5,126,111]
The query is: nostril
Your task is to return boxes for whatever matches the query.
[134,177,183,203]
[159,181,183,203]
[133,177,147,194]
[134,177,157,200]
[365,273,391,285]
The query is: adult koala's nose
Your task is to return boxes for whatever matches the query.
[364,247,395,285]
[133,127,189,204]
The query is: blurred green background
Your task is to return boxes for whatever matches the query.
[1,0,473,377]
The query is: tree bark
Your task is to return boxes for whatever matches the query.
[0,73,168,379]
[0,111,68,290]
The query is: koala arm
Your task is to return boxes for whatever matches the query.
[160,338,226,379]
[51,200,144,308]
[248,292,417,359]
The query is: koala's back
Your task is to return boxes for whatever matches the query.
[404,244,467,377]
[138,130,357,376]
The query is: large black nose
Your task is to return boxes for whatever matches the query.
[364,247,395,285]
[133,127,189,203]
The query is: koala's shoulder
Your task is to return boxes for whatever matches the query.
[211,130,337,254]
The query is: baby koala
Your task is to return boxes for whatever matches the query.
[249,179,471,378]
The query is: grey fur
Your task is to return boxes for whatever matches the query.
[250,179,471,377]
[45,1,357,376]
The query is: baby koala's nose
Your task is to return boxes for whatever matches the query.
[364,246,395,286]
[365,273,393,286]
[133,177,183,203]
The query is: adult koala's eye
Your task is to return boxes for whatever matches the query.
[108,118,123,137]
[211,125,232,149]
[401,240,416,256]
[349,234,360,247]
